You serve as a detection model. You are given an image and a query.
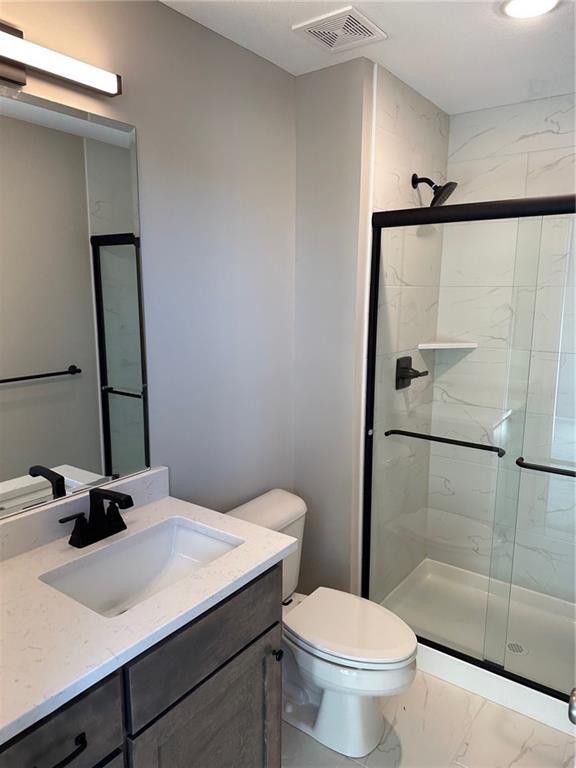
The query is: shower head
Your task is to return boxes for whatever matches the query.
[411,174,458,207]
[431,180,458,207]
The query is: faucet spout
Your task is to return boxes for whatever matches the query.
[60,488,134,548]
[29,465,66,499]
[88,488,133,541]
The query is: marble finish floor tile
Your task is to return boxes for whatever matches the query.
[357,671,484,768]
[452,698,573,768]
[282,671,575,768]
[282,722,357,767]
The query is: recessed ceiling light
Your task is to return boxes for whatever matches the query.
[502,0,559,18]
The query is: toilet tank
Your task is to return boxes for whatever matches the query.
[228,489,307,600]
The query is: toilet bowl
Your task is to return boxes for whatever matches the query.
[228,490,417,758]
[281,587,416,757]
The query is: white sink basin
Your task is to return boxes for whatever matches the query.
[40,517,244,617]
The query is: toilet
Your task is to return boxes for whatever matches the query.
[229,489,417,758]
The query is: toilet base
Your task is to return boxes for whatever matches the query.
[282,649,387,758]
[284,689,385,758]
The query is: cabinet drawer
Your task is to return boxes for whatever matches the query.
[103,754,125,768]
[126,564,281,733]
[129,625,282,768]
[0,674,123,768]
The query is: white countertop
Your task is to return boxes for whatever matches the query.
[0,495,296,745]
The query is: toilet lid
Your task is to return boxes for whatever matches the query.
[283,587,417,664]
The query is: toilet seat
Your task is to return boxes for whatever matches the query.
[283,626,417,670]
[283,587,417,669]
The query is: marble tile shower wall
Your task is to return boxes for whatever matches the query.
[425,94,575,601]
[370,66,449,603]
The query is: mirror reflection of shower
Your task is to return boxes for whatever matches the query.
[412,173,458,206]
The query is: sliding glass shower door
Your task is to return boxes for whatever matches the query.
[364,198,575,699]
[487,212,575,695]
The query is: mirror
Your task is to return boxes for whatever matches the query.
[0,89,149,518]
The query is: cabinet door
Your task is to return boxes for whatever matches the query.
[129,625,282,768]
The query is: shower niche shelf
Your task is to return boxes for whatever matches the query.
[418,340,478,350]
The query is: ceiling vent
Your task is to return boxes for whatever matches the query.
[292,6,387,52]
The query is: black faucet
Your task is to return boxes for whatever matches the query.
[59,488,134,548]
[29,465,66,499]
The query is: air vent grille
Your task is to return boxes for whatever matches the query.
[507,642,528,656]
[293,6,387,52]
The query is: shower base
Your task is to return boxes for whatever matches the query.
[383,558,575,695]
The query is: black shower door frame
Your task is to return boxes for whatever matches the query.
[361,194,576,701]
[91,233,150,478]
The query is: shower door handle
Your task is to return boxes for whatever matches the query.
[569,688,576,724]
[516,457,576,478]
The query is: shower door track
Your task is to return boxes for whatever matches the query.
[362,194,576,703]
[418,637,568,701]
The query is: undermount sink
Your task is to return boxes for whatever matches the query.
[40,517,244,617]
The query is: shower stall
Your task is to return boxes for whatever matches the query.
[362,194,576,702]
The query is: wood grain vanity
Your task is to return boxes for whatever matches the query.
[0,565,283,768]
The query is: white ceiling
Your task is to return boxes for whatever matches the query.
[161,0,575,114]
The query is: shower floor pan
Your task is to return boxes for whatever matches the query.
[383,558,575,695]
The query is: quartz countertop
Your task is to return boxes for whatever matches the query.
[0,495,296,745]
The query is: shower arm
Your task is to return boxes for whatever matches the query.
[413,176,436,189]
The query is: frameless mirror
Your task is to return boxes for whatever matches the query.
[0,89,149,518]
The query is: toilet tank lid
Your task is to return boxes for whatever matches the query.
[227,489,306,531]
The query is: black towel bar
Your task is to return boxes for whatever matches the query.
[516,457,575,478]
[383,429,505,457]
[0,364,82,385]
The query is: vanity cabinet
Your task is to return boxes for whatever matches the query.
[125,563,281,733]
[129,625,281,768]
[0,565,282,768]
[103,756,126,768]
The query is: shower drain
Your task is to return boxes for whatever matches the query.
[507,641,528,656]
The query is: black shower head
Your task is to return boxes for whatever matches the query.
[431,180,458,207]
[411,174,458,207]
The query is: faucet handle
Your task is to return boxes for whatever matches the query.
[106,501,128,535]
[59,512,91,548]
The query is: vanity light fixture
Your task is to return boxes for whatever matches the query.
[502,0,559,17]
[0,23,121,96]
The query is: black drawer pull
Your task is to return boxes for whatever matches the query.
[33,732,87,768]
[272,649,284,662]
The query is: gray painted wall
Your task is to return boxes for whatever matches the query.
[0,116,102,479]
[2,1,297,510]
[293,60,373,593]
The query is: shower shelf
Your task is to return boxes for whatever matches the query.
[418,340,478,350]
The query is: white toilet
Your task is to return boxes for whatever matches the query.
[229,489,417,759]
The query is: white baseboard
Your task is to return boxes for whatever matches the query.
[417,642,574,737]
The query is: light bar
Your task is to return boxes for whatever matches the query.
[0,29,121,96]
[502,0,559,17]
